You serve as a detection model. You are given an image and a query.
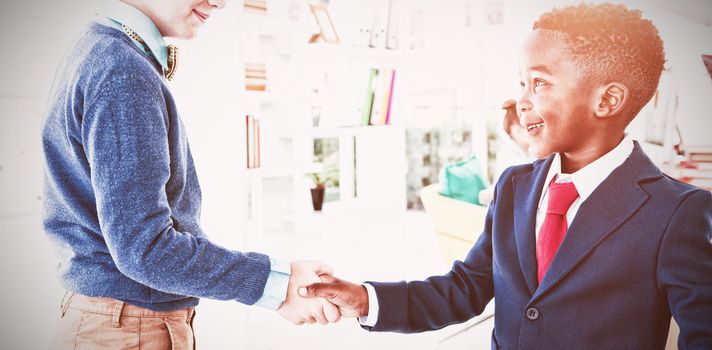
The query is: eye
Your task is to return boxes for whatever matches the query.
[519,81,526,89]
[533,79,548,92]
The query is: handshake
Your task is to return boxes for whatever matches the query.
[276,260,368,325]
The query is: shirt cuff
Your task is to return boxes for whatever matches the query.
[357,283,379,327]
[253,258,291,310]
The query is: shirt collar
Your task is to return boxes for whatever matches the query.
[95,0,168,69]
[542,134,635,203]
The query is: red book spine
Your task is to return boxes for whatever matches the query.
[385,70,396,125]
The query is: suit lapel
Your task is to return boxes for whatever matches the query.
[512,157,554,295]
[532,145,654,300]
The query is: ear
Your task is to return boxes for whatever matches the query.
[593,83,628,118]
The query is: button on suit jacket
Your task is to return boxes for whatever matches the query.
[364,142,712,350]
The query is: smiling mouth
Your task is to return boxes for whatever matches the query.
[193,10,209,22]
[526,122,544,132]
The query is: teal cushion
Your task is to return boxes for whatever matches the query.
[438,155,489,206]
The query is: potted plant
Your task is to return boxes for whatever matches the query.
[307,170,336,211]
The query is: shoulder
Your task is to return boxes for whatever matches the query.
[657,175,712,210]
[495,157,548,186]
[624,142,708,207]
[73,22,165,101]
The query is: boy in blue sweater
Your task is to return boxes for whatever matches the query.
[42,0,338,348]
[301,3,712,349]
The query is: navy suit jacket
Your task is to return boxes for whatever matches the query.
[365,143,712,349]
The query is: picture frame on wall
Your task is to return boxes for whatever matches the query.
[308,4,340,44]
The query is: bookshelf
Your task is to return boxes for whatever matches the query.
[237,3,407,235]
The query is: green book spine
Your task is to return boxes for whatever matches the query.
[360,68,378,126]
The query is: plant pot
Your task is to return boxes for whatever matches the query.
[310,187,325,211]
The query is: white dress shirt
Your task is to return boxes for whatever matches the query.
[360,135,635,327]
[535,134,634,238]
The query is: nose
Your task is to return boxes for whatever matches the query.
[208,0,226,9]
[517,93,532,114]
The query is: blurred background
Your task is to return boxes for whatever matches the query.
[1,0,711,348]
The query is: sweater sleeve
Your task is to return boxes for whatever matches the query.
[82,76,271,304]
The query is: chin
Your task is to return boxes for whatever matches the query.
[530,145,554,160]
[167,25,198,40]
[184,30,198,40]
[177,27,198,40]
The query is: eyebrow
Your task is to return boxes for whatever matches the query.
[527,64,553,75]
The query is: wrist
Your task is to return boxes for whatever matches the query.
[358,285,369,317]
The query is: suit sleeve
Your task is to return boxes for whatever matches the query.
[658,189,712,349]
[362,185,498,333]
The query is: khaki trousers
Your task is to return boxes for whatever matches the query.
[50,292,196,350]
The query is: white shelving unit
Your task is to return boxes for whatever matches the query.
[237,7,407,236]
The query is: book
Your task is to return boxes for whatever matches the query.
[246,115,261,168]
[370,68,394,125]
[682,144,712,155]
[683,177,712,190]
[244,0,267,13]
[689,153,712,163]
[679,160,712,171]
[245,77,266,84]
[360,68,378,126]
[246,82,266,91]
[678,168,712,179]
[385,69,396,125]
[245,63,266,71]
[369,69,385,125]
[245,71,267,79]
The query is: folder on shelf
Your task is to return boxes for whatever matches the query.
[385,0,399,50]
[369,0,390,49]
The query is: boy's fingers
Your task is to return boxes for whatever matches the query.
[299,283,335,299]
[305,260,333,276]
[321,299,341,323]
[319,274,337,283]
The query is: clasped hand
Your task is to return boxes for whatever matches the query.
[277,261,369,325]
[277,260,340,325]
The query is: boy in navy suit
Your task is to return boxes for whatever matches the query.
[300,3,712,349]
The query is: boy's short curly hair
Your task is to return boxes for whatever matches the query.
[534,3,665,121]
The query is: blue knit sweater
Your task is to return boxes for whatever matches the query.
[42,22,271,311]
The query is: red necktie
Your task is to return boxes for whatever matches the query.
[536,178,579,284]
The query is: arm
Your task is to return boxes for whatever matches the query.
[302,188,498,333]
[364,218,495,333]
[84,77,258,301]
[83,76,338,325]
[658,189,712,349]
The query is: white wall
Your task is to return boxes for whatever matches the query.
[1,0,709,348]
[0,1,94,348]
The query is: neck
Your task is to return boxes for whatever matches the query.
[559,134,625,174]
[119,0,161,34]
